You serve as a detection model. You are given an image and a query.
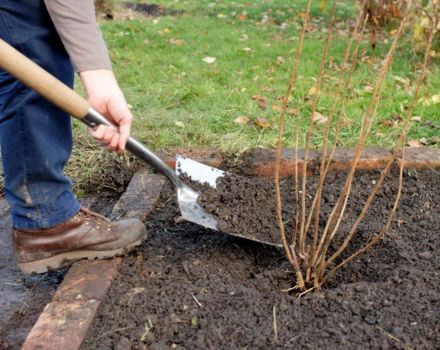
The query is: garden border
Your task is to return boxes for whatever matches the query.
[21,147,439,350]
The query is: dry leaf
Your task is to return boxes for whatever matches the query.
[252,95,267,110]
[163,27,171,33]
[242,47,253,52]
[407,140,423,147]
[419,137,429,145]
[175,121,185,128]
[422,94,440,106]
[239,34,249,41]
[272,105,282,112]
[238,14,248,20]
[308,86,320,96]
[253,117,270,128]
[411,116,422,122]
[276,56,285,65]
[234,115,250,125]
[363,85,374,93]
[381,119,393,127]
[312,112,328,125]
[169,38,184,46]
[202,56,216,64]
[287,108,299,116]
[393,75,410,86]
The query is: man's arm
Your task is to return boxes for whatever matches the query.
[44,0,132,153]
[44,0,111,72]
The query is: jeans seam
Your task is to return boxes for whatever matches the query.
[16,90,43,223]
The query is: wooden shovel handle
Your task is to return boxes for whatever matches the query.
[0,38,89,119]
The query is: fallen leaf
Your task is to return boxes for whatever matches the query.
[239,34,249,41]
[419,137,429,145]
[287,108,299,116]
[163,27,171,33]
[407,140,423,147]
[432,94,440,104]
[272,104,282,112]
[238,14,248,21]
[253,117,271,128]
[217,13,226,18]
[308,86,320,96]
[312,112,328,125]
[234,115,250,125]
[252,95,267,110]
[363,85,374,93]
[168,38,184,46]
[276,56,285,65]
[393,75,410,86]
[381,119,393,127]
[242,47,253,52]
[202,56,216,64]
[411,116,422,122]
[175,121,185,128]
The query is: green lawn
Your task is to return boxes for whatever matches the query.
[76,0,440,153]
[67,0,439,195]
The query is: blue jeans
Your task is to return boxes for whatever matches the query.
[0,0,80,229]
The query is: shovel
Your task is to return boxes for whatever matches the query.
[0,39,279,247]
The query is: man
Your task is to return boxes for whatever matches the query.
[0,0,146,274]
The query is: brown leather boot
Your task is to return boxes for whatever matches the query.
[13,207,147,274]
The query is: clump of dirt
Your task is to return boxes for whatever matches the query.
[96,1,184,21]
[82,168,440,350]
[194,174,281,245]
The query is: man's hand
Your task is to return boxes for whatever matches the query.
[79,69,132,154]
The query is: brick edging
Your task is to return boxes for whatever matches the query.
[21,169,165,350]
[159,147,440,176]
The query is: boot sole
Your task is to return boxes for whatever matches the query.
[17,238,144,274]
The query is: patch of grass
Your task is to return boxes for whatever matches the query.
[82,0,439,156]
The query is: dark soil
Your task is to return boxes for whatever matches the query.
[82,168,439,350]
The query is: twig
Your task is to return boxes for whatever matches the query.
[140,317,154,342]
[299,0,338,258]
[191,292,204,308]
[375,325,414,350]
[274,0,312,289]
[273,305,278,343]
[305,1,369,279]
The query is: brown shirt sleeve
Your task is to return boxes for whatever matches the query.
[44,0,112,72]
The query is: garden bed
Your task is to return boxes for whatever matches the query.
[81,167,439,350]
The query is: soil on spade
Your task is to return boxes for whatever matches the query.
[82,168,439,350]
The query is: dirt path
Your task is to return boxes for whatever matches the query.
[82,168,440,350]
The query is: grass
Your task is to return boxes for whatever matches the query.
[75,0,440,156]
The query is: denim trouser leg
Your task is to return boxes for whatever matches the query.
[0,0,80,229]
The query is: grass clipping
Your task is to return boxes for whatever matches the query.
[274,0,438,293]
